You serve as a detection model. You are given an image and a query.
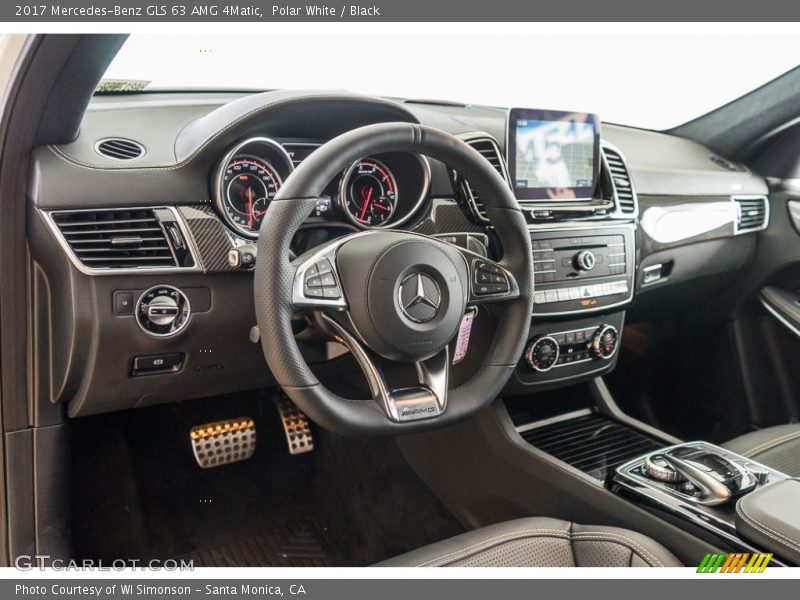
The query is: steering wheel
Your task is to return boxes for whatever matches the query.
[254,123,533,435]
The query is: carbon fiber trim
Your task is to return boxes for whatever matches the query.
[410,199,484,236]
[179,199,479,273]
[179,204,237,273]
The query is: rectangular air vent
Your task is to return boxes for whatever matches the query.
[602,145,637,214]
[733,196,769,234]
[50,208,182,269]
[461,137,509,222]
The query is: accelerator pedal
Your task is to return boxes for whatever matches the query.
[190,417,256,469]
[274,396,314,455]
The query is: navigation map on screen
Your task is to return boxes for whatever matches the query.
[508,109,600,201]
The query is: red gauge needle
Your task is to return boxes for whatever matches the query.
[374,202,390,212]
[359,186,374,222]
[247,187,254,228]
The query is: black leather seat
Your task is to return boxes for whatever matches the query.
[376,517,681,567]
[378,426,800,567]
[724,424,800,477]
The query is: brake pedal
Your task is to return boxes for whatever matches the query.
[190,417,256,469]
[275,397,314,455]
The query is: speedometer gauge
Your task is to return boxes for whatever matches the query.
[341,158,397,228]
[221,157,282,236]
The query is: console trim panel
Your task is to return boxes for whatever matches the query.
[530,222,636,317]
[612,442,789,557]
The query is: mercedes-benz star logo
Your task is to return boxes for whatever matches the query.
[399,273,441,323]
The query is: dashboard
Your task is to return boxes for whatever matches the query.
[25,89,771,418]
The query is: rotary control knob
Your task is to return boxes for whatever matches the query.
[574,250,596,271]
[645,454,685,483]
[591,324,618,360]
[136,285,191,337]
[525,335,560,372]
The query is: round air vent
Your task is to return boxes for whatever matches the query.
[95,137,145,160]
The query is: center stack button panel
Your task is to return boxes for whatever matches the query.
[531,224,635,316]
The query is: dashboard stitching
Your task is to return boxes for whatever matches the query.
[46,94,419,171]
[85,103,223,114]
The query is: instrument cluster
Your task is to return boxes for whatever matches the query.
[212,137,431,239]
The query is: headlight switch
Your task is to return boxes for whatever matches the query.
[136,285,191,337]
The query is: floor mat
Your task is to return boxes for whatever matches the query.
[72,391,464,566]
[176,520,341,567]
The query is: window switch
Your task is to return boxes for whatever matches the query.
[114,291,134,314]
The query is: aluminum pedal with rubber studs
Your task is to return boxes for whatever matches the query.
[275,397,314,455]
[189,417,256,468]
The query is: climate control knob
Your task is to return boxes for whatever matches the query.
[591,325,618,360]
[525,336,560,372]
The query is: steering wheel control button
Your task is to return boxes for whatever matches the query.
[591,324,619,359]
[136,285,191,337]
[525,336,560,372]
[315,259,333,274]
[399,272,442,323]
[301,258,342,300]
[473,260,510,295]
[319,272,336,287]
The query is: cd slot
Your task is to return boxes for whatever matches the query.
[531,225,635,316]
[532,234,626,285]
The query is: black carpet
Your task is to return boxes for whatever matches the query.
[175,519,340,567]
[71,390,463,566]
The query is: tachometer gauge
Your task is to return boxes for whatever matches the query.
[342,158,397,228]
[221,157,282,237]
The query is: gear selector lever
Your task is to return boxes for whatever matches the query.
[660,445,758,506]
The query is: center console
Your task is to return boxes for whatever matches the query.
[494,109,797,565]
[612,442,792,562]
[501,108,638,390]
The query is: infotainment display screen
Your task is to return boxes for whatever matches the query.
[507,108,601,201]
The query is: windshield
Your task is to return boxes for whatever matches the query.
[102,33,799,130]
